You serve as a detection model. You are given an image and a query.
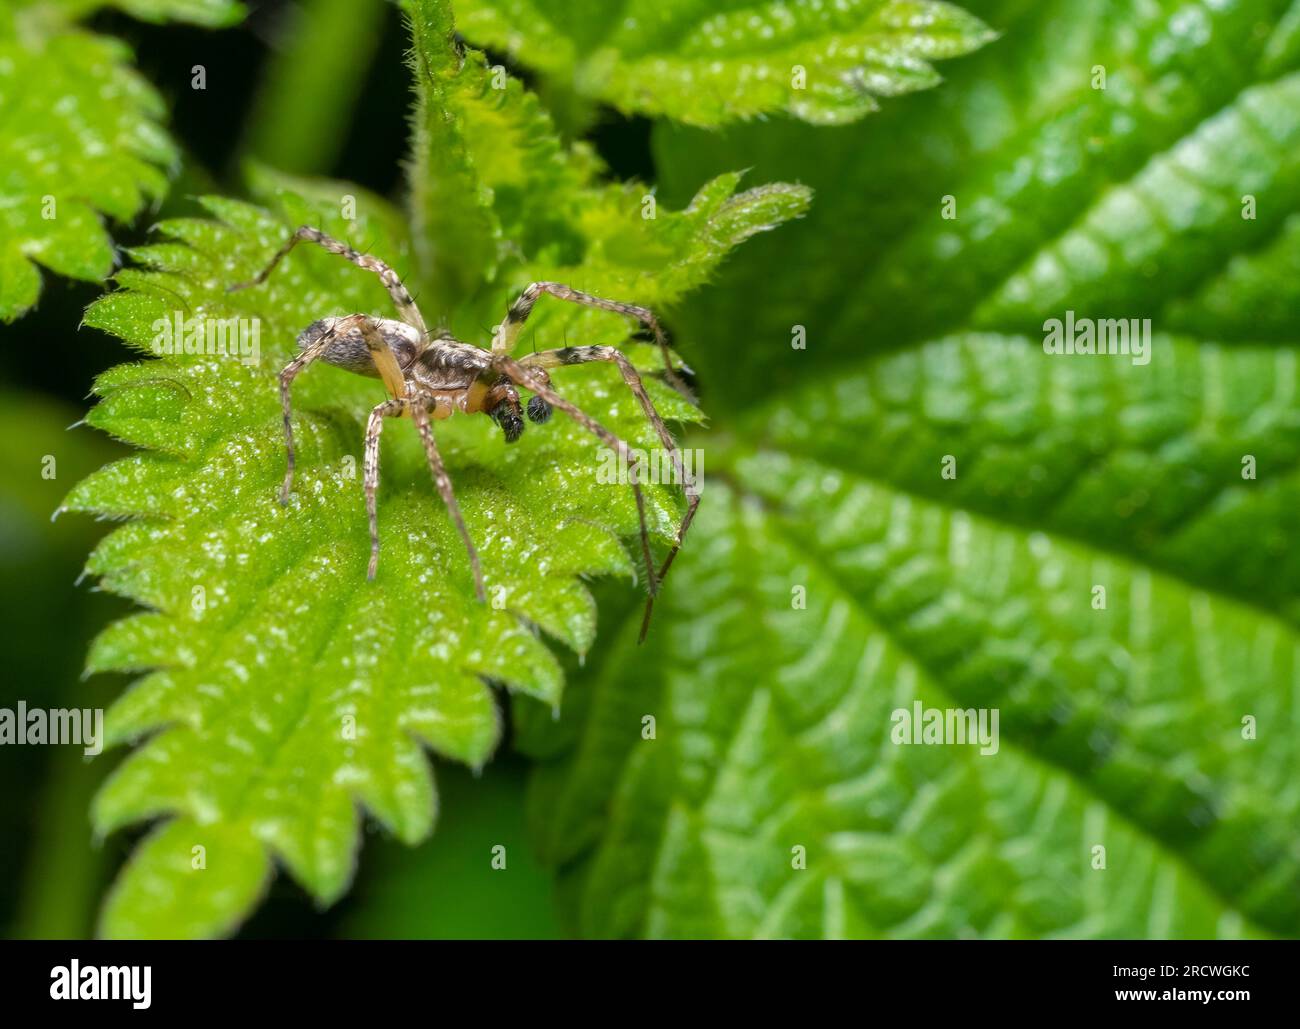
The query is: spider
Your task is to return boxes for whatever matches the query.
[228,227,699,640]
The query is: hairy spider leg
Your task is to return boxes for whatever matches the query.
[492,281,691,400]
[278,331,333,505]
[520,345,700,641]
[411,401,485,601]
[278,314,407,505]
[363,397,484,599]
[491,354,659,602]
[229,225,429,341]
[363,398,403,580]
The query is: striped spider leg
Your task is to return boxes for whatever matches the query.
[229,225,428,335]
[492,349,699,642]
[364,394,484,600]
[491,280,694,400]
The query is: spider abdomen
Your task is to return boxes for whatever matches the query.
[297,316,422,378]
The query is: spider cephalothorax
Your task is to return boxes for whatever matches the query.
[295,316,531,434]
[229,226,698,640]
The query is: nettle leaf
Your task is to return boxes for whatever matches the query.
[0,0,243,321]
[518,0,1300,937]
[69,0,808,938]
[455,0,995,127]
[402,0,810,317]
[404,0,595,309]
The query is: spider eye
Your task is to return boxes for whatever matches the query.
[527,396,552,424]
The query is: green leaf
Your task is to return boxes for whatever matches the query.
[71,1,809,937]
[518,0,1300,937]
[655,0,1300,405]
[455,0,996,127]
[0,0,244,321]
[403,0,594,309]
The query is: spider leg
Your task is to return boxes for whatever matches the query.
[492,281,692,400]
[278,332,334,505]
[344,312,409,400]
[279,314,408,506]
[363,398,405,580]
[228,225,429,340]
[363,397,482,599]
[410,400,486,603]
[492,354,660,602]
[520,345,701,641]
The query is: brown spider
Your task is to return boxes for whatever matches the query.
[228,227,699,640]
